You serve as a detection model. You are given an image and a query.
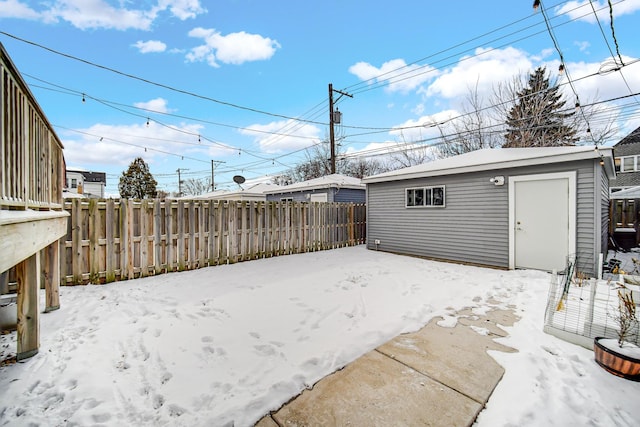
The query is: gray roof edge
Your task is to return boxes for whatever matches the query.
[264,183,365,194]
[363,147,614,184]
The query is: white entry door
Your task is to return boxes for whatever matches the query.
[509,172,576,271]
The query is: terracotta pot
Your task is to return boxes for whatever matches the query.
[593,337,640,381]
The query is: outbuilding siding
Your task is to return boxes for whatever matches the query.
[367,159,601,276]
[334,188,366,203]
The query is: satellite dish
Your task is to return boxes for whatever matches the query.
[233,175,246,184]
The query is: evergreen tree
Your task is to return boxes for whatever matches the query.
[504,66,578,147]
[118,157,158,199]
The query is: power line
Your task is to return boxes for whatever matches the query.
[0,30,328,126]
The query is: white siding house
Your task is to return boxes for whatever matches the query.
[65,169,106,198]
[363,146,615,277]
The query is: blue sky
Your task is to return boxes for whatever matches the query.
[1,0,640,196]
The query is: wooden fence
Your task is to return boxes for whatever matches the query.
[60,199,366,285]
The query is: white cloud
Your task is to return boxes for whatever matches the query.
[425,47,534,99]
[186,27,280,67]
[47,0,155,30]
[155,0,205,20]
[133,98,173,114]
[390,110,460,142]
[3,0,206,30]
[133,40,167,54]
[348,59,437,93]
[562,56,640,104]
[0,0,39,19]
[555,0,640,24]
[239,120,321,154]
[575,41,591,53]
[61,121,210,166]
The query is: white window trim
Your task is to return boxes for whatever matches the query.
[405,185,446,208]
[620,155,638,173]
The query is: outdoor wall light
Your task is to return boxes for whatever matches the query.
[489,176,505,186]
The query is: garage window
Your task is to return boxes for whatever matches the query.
[406,186,445,207]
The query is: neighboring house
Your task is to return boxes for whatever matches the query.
[606,126,640,249]
[65,169,106,198]
[186,182,279,201]
[362,146,615,278]
[609,125,640,193]
[264,174,366,203]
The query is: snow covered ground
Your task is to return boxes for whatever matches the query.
[1,245,639,426]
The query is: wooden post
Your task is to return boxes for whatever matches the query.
[88,199,100,283]
[208,201,217,265]
[44,242,60,312]
[198,200,206,267]
[105,199,116,283]
[71,198,83,284]
[188,201,196,269]
[229,201,238,263]
[177,200,185,271]
[153,199,162,275]
[140,200,149,277]
[16,252,40,360]
[166,200,174,272]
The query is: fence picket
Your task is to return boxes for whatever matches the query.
[59,200,365,285]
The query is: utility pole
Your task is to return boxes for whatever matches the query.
[328,83,353,174]
[209,160,226,192]
[176,168,189,196]
[211,160,215,191]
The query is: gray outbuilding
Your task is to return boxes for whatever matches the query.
[265,174,365,203]
[362,146,616,277]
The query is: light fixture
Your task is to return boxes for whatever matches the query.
[146,118,150,127]
[558,63,565,74]
[82,93,86,103]
[489,176,505,186]
[533,0,541,10]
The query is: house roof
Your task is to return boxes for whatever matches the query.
[615,126,640,146]
[190,182,278,200]
[612,126,640,158]
[362,146,616,184]
[264,174,365,194]
[611,186,640,199]
[66,169,107,183]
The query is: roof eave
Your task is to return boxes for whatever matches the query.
[363,148,613,184]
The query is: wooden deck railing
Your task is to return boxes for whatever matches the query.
[1,43,64,211]
[61,199,367,285]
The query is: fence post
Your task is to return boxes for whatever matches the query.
[139,200,150,277]
[153,199,162,275]
[88,198,100,283]
[126,200,135,280]
[71,198,83,285]
[188,201,196,269]
[105,199,116,283]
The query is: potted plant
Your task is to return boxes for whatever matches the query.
[594,284,640,381]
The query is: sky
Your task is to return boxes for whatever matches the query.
[1,246,638,425]
[1,0,640,196]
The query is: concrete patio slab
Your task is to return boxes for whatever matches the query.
[257,306,519,426]
[376,310,517,405]
[270,350,483,427]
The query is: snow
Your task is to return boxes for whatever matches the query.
[1,246,639,426]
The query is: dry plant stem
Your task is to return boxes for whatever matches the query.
[615,289,638,347]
